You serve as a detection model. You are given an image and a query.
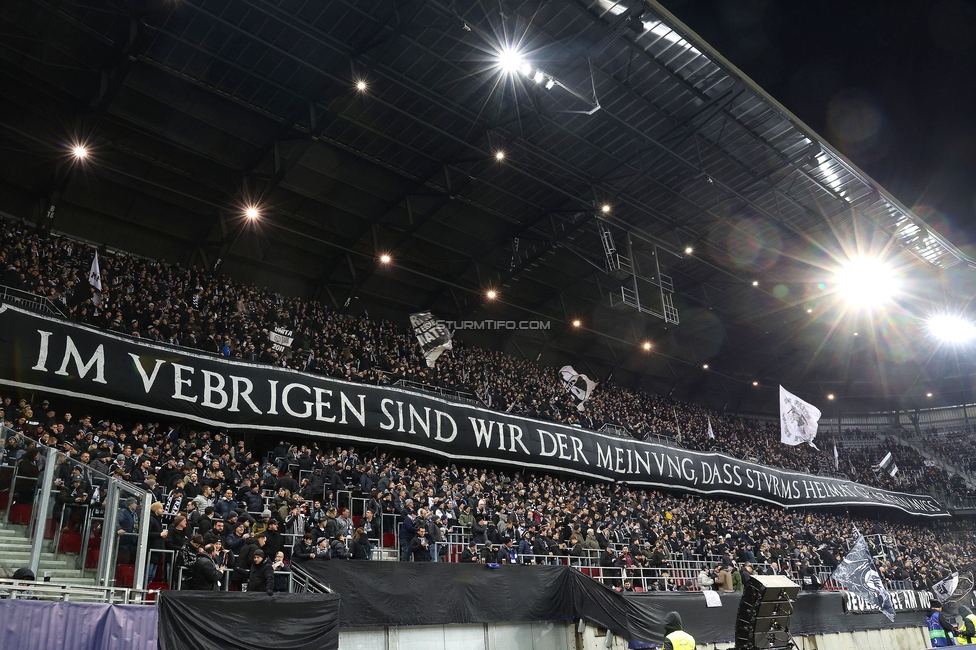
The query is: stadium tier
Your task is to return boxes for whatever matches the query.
[1,0,975,649]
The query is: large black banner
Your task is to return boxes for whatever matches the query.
[0,306,947,517]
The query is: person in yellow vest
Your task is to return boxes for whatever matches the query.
[663,611,695,650]
[958,605,976,645]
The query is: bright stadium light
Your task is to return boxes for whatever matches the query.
[601,204,611,213]
[497,47,523,74]
[355,80,367,91]
[833,257,900,308]
[244,205,260,220]
[684,246,693,255]
[642,341,652,351]
[379,254,392,264]
[486,289,497,300]
[495,151,505,161]
[927,313,976,344]
[572,319,581,328]
[533,70,544,84]
[827,394,835,400]
[71,145,88,159]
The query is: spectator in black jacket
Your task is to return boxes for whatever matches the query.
[410,526,432,561]
[350,528,371,560]
[247,550,274,595]
[190,544,222,591]
[294,533,317,560]
[262,519,284,559]
[146,502,169,584]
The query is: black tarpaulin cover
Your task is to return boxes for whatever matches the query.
[624,590,923,646]
[294,560,635,637]
[157,591,340,650]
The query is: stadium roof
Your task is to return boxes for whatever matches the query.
[1,0,974,414]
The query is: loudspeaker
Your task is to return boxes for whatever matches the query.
[734,575,800,649]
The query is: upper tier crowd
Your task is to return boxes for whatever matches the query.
[1,389,974,594]
[0,218,969,498]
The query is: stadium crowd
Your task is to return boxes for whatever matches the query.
[0,217,970,497]
[1,389,974,594]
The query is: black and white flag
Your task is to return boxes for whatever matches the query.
[878,452,899,478]
[89,251,103,306]
[779,385,821,449]
[269,326,294,353]
[931,572,960,603]
[831,534,895,621]
[707,416,715,440]
[409,311,453,368]
[834,444,839,471]
[558,365,597,411]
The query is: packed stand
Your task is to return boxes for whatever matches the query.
[1,392,974,596]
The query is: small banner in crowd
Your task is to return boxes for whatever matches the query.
[878,452,899,478]
[0,306,949,517]
[707,416,715,440]
[269,326,294,353]
[831,534,896,621]
[409,311,452,368]
[558,365,597,411]
[779,385,821,449]
[88,251,102,292]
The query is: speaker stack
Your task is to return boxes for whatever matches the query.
[734,574,801,649]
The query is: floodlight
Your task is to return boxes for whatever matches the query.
[752,381,759,386]
[927,392,933,398]
[520,62,532,76]
[486,290,497,300]
[684,246,693,254]
[572,319,581,328]
[927,314,976,344]
[601,204,611,213]
[833,257,899,308]
[827,394,835,400]
[642,342,652,350]
[533,70,544,83]
[356,80,367,91]
[545,78,555,90]
[71,145,88,159]
[495,151,505,161]
[379,254,392,264]
[244,206,260,220]
[497,48,522,74]
[702,364,708,369]
[752,280,759,287]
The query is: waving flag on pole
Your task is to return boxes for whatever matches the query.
[558,366,597,411]
[779,386,821,449]
[707,417,715,439]
[831,534,895,621]
[931,572,960,603]
[89,251,103,307]
[833,444,839,471]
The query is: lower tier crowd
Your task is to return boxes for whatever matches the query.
[1,391,974,595]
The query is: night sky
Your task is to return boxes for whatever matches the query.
[663,0,976,254]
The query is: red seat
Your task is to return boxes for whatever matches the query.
[44,518,57,540]
[8,503,31,524]
[634,587,645,593]
[352,515,362,527]
[85,548,100,569]
[115,564,135,587]
[0,491,8,510]
[145,581,169,602]
[58,532,82,554]
[382,532,395,548]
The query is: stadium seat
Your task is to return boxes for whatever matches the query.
[8,503,31,524]
[44,517,57,539]
[145,582,169,602]
[0,491,7,510]
[115,564,135,587]
[58,532,82,554]
[352,515,362,527]
[85,548,100,569]
[383,532,395,548]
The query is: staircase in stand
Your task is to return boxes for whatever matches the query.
[0,519,96,586]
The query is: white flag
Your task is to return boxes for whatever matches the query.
[833,444,839,471]
[707,417,715,439]
[779,385,821,449]
[558,366,597,411]
[931,572,960,602]
[878,452,899,478]
[89,251,102,292]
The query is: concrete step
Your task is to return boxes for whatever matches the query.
[0,553,73,567]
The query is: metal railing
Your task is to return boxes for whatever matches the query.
[0,578,158,604]
[0,284,67,318]
[392,379,478,405]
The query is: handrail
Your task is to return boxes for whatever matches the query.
[0,284,67,318]
[0,578,158,604]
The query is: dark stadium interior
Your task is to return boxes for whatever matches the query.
[1,0,974,413]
